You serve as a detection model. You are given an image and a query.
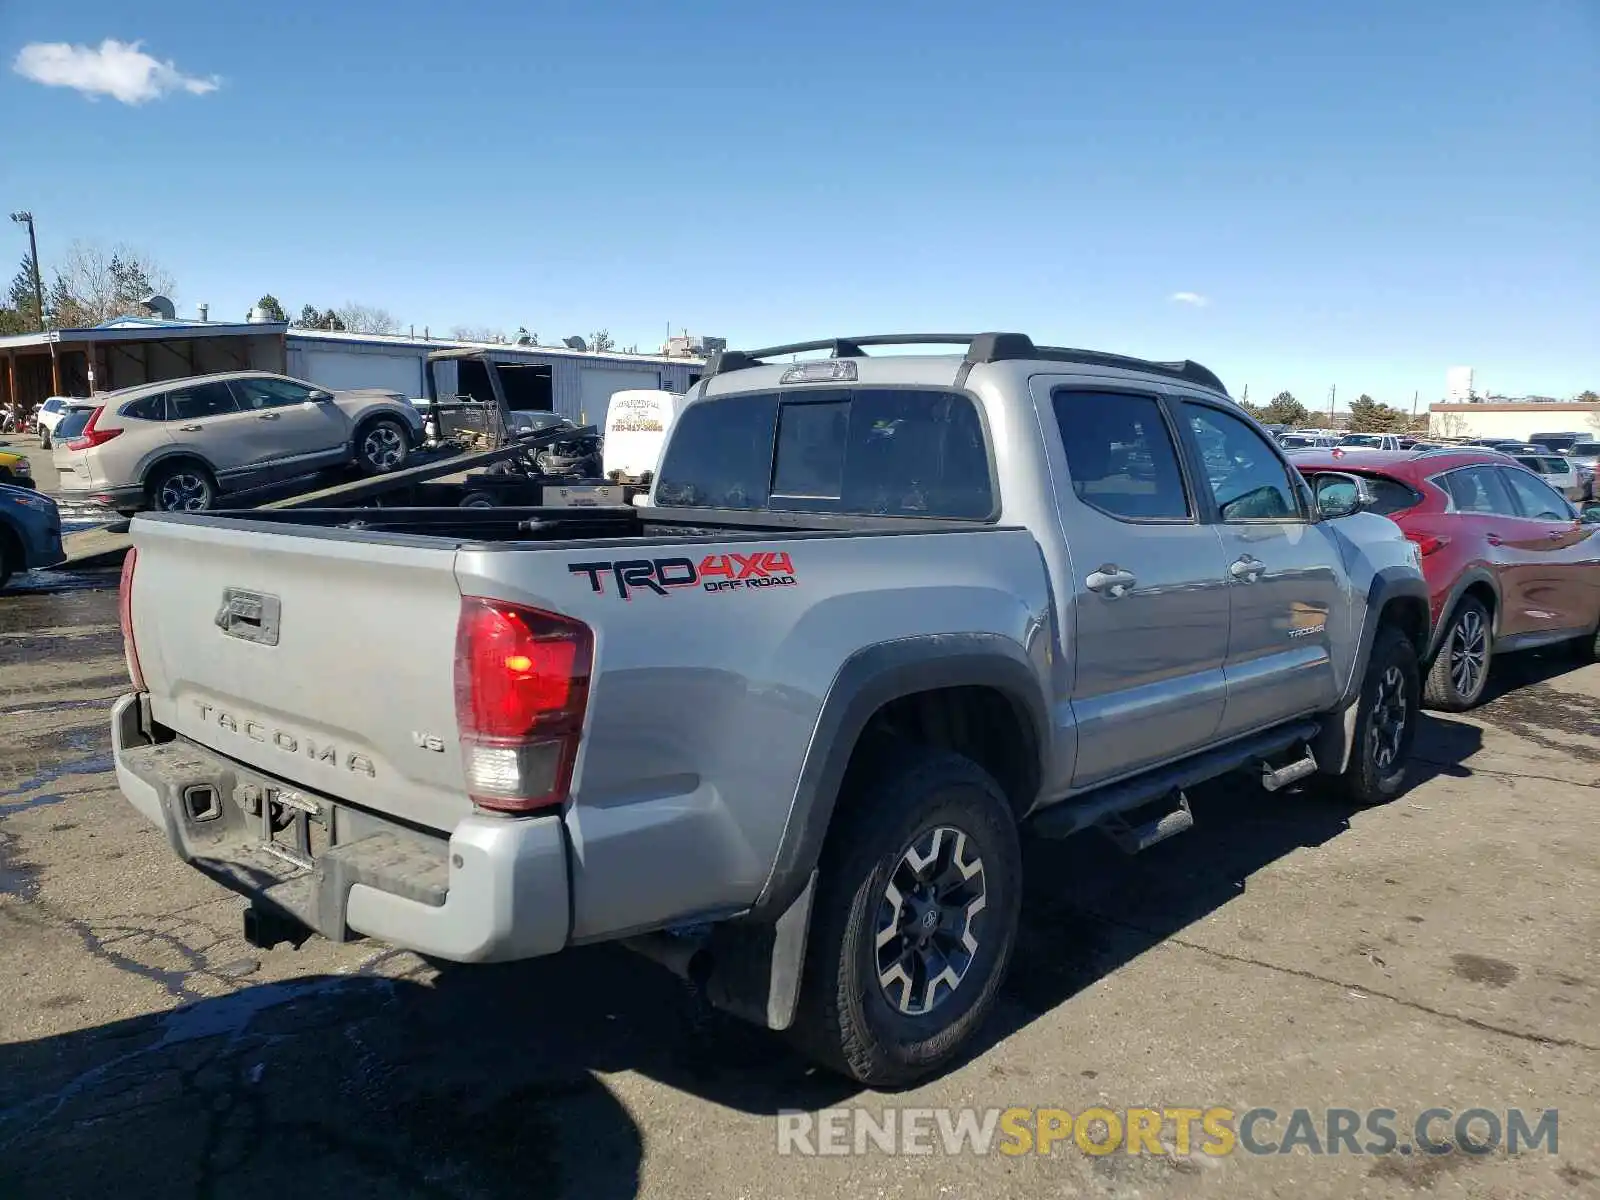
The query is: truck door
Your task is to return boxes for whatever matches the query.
[1037,383,1232,787]
[1174,399,1342,737]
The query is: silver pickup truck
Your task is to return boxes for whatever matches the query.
[112,332,1429,1085]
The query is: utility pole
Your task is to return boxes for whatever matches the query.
[1240,383,1249,406]
[1328,384,1336,423]
[9,211,46,331]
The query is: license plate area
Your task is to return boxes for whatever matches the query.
[240,784,331,872]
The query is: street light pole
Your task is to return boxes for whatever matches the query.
[9,211,46,332]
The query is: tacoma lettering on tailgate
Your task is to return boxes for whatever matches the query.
[568,552,797,600]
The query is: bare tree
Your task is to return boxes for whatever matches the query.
[588,329,616,353]
[335,302,400,335]
[50,240,177,325]
[449,325,506,343]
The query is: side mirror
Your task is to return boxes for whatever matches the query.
[307,389,334,403]
[1311,471,1375,520]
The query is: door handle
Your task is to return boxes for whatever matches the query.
[1548,530,1565,539]
[1486,533,1503,546]
[1229,555,1264,583]
[179,424,203,432]
[1085,566,1137,598]
[257,412,281,421]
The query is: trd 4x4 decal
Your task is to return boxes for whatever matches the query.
[569,552,797,600]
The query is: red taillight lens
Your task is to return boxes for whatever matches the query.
[1405,530,1451,556]
[119,547,146,690]
[66,406,122,451]
[454,597,592,813]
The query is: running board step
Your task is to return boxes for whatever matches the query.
[1031,719,1322,840]
[1261,749,1319,792]
[1096,791,1193,855]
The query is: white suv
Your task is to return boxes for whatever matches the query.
[35,396,99,448]
[53,371,424,512]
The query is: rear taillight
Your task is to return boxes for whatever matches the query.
[119,548,146,690]
[67,406,121,451]
[1405,530,1451,556]
[454,597,592,813]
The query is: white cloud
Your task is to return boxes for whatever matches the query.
[1169,291,1209,307]
[14,39,219,105]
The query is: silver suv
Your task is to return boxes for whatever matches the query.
[54,371,424,512]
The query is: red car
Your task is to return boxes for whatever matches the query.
[1291,448,1600,710]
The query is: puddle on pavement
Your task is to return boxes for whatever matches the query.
[1475,680,1600,763]
[0,751,114,803]
[0,830,39,900]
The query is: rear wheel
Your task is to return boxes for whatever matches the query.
[38,429,50,450]
[1337,625,1419,806]
[358,420,410,474]
[148,463,217,512]
[1423,597,1493,711]
[790,748,1021,1087]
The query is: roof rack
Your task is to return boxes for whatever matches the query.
[705,332,1227,394]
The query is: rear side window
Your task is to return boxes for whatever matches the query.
[119,394,168,422]
[1052,390,1190,521]
[656,388,993,518]
[168,382,241,421]
[1440,466,1515,515]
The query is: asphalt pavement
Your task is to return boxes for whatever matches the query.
[1,502,1597,1197]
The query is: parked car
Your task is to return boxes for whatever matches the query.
[34,396,99,449]
[0,447,35,489]
[0,482,65,589]
[1566,441,1599,500]
[111,331,1430,1086]
[1337,433,1404,451]
[52,371,425,513]
[1509,453,1583,501]
[1292,448,1600,710]
[1278,432,1337,450]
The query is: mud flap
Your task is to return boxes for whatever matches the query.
[701,870,817,1031]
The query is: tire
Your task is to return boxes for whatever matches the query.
[458,490,499,509]
[1423,597,1493,711]
[0,533,15,591]
[1337,625,1420,807]
[790,748,1022,1087]
[357,419,410,474]
[147,463,217,513]
[38,429,50,450]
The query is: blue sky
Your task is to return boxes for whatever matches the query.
[3,0,1596,406]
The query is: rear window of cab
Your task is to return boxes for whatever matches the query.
[654,388,995,519]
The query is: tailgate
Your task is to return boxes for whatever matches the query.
[128,517,471,831]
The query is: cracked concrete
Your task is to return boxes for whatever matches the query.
[1,579,1597,1199]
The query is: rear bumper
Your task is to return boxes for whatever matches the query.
[111,693,570,962]
[59,478,144,505]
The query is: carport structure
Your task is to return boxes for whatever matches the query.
[0,318,289,419]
